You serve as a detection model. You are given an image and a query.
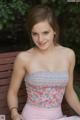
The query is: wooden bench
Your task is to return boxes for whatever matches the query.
[0,51,26,120]
[0,51,79,120]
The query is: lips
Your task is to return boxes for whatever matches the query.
[38,41,48,45]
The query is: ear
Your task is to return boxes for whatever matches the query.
[54,32,56,35]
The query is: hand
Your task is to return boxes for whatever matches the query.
[10,108,23,120]
[11,113,23,120]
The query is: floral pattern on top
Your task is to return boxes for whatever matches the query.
[25,71,68,108]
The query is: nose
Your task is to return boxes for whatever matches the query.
[38,35,43,43]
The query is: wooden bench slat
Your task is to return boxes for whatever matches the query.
[18,95,27,103]
[19,103,26,112]
[18,89,26,96]
[0,78,10,86]
[6,115,11,120]
[0,71,12,79]
[0,101,7,108]
[0,64,13,72]
[0,91,7,100]
[0,58,15,65]
[0,107,10,114]
[0,51,18,58]
[0,86,8,93]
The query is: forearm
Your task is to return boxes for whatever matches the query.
[7,91,19,119]
[65,89,80,115]
[7,91,18,110]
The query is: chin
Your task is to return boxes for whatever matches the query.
[38,45,49,50]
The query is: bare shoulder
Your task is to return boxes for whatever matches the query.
[59,46,75,57]
[59,46,75,64]
[15,48,34,65]
[64,47,75,60]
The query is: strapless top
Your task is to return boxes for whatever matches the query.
[24,71,69,108]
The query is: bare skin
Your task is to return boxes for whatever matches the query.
[7,21,80,120]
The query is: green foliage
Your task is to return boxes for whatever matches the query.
[0,0,30,29]
[74,84,80,100]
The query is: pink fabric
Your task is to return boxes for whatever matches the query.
[22,104,80,120]
[22,72,80,120]
[22,104,63,120]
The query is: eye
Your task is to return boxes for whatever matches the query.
[43,31,49,34]
[32,32,37,36]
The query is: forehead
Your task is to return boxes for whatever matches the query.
[31,20,52,32]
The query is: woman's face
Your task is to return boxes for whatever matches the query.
[31,20,56,50]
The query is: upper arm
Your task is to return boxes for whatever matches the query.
[65,49,76,94]
[8,53,26,95]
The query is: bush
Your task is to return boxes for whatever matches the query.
[74,84,80,100]
[0,0,30,29]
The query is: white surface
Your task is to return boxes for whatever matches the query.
[0,115,5,120]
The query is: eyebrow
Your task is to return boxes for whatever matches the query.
[32,29,50,33]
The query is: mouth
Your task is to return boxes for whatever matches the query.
[38,41,48,46]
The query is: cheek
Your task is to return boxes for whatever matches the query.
[32,35,36,41]
[32,36,38,44]
[47,33,54,41]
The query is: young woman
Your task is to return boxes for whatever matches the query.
[7,5,80,120]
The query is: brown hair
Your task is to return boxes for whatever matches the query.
[26,5,60,45]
